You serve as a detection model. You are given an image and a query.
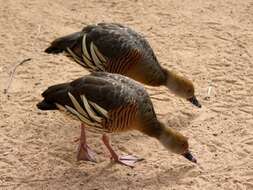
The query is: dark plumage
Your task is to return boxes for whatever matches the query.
[37,72,197,166]
[45,23,201,108]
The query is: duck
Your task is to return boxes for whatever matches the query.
[37,72,197,167]
[45,23,201,108]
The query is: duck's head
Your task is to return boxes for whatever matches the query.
[164,69,201,108]
[159,126,197,163]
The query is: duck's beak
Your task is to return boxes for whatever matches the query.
[188,96,201,108]
[182,151,197,163]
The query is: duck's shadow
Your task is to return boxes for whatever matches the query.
[7,160,197,189]
[60,161,197,188]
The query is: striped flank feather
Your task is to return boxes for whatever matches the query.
[64,92,138,133]
[65,92,108,131]
[67,33,107,72]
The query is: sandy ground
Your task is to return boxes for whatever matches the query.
[0,0,253,189]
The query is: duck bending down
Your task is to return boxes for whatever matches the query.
[45,23,201,108]
[37,72,197,167]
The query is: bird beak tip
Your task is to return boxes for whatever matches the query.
[188,96,202,108]
[183,152,197,163]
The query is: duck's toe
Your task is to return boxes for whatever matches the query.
[114,155,144,167]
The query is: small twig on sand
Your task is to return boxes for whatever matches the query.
[207,87,212,96]
[204,86,212,100]
[4,58,32,94]
[151,97,171,101]
[157,113,166,117]
[149,91,168,97]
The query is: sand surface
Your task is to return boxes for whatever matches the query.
[0,0,253,189]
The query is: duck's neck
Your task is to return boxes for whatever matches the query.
[161,68,179,92]
[140,119,174,142]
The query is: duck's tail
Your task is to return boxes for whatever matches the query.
[45,31,82,54]
[37,83,71,110]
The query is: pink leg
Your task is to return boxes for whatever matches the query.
[102,134,143,167]
[77,124,96,162]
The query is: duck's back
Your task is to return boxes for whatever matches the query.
[84,23,152,59]
[73,72,150,110]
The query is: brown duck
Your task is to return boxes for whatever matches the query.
[45,23,201,108]
[37,72,197,167]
